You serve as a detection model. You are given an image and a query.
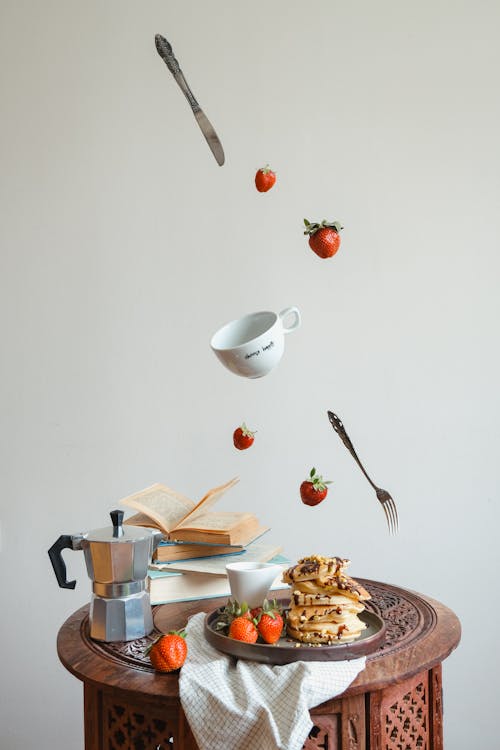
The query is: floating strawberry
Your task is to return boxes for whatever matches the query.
[300,467,332,506]
[233,423,256,450]
[146,630,187,673]
[229,616,259,643]
[255,599,284,644]
[255,165,276,193]
[304,218,343,258]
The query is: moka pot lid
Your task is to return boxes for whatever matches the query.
[83,509,161,544]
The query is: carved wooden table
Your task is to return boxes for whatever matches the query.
[57,579,460,750]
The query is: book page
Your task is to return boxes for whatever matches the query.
[120,483,194,534]
[124,512,164,530]
[175,510,253,532]
[175,477,239,529]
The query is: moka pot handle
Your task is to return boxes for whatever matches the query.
[48,534,78,589]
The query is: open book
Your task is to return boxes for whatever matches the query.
[122,477,269,546]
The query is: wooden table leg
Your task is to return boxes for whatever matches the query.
[306,694,366,750]
[84,684,102,750]
[429,664,443,750]
[340,694,366,750]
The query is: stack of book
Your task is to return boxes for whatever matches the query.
[121,477,289,605]
[148,550,289,605]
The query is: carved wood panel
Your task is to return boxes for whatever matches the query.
[306,693,366,750]
[371,671,430,750]
[102,695,176,749]
[385,681,428,749]
[303,715,339,749]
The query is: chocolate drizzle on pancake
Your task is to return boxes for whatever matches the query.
[298,562,320,576]
[283,554,370,645]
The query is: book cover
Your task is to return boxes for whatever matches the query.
[153,541,246,563]
[150,542,284,576]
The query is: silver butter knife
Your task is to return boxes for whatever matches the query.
[155,34,225,166]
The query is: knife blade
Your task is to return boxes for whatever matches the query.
[154,34,225,166]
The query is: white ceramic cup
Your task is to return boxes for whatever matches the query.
[225,562,283,608]
[210,307,301,378]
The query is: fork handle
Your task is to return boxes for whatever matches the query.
[327,411,379,491]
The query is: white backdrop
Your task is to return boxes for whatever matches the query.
[1,1,499,748]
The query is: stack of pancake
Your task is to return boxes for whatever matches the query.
[282,555,371,644]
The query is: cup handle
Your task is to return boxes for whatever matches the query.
[279,307,301,334]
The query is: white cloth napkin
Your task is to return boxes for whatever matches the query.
[179,612,366,750]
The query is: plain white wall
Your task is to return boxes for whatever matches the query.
[1,0,499,747]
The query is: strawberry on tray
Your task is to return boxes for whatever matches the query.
[204,596,386,665]
[214,599,284,644]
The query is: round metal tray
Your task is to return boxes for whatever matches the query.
[204,599,386,665]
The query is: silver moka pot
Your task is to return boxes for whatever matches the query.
[48,510,162,642]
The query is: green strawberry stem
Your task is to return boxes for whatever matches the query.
[240,423,256,437]
[306,467,332,491]
[168,629,187,638]
[252,597,282,624]
[303,218,343,236]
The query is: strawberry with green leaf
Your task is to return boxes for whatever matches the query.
[304,218,343,258]
[300,467,332,506]
[255,599,284,644]
[214,600,252,632]
[233,423,256,450]
[146,630,187,673]
[229,616,259,643]
[215,602,256,641]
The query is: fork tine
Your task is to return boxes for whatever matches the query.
[385,498,398,534]
[381,502,393,534]
[382,498,395,535]
[390,499,399,533]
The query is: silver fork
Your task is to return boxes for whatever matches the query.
[327,411,399,534]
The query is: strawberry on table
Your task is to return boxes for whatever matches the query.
[304,218,343,258]
[229,616,259,643]
[255,165,276,192]
[146,631,187,673]
[233,423,256,450]
[300,467,332,506]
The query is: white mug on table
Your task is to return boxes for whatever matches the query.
[210,307,301,378]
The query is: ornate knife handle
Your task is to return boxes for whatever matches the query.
[154,34,200,113]
[155,34,181,75]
